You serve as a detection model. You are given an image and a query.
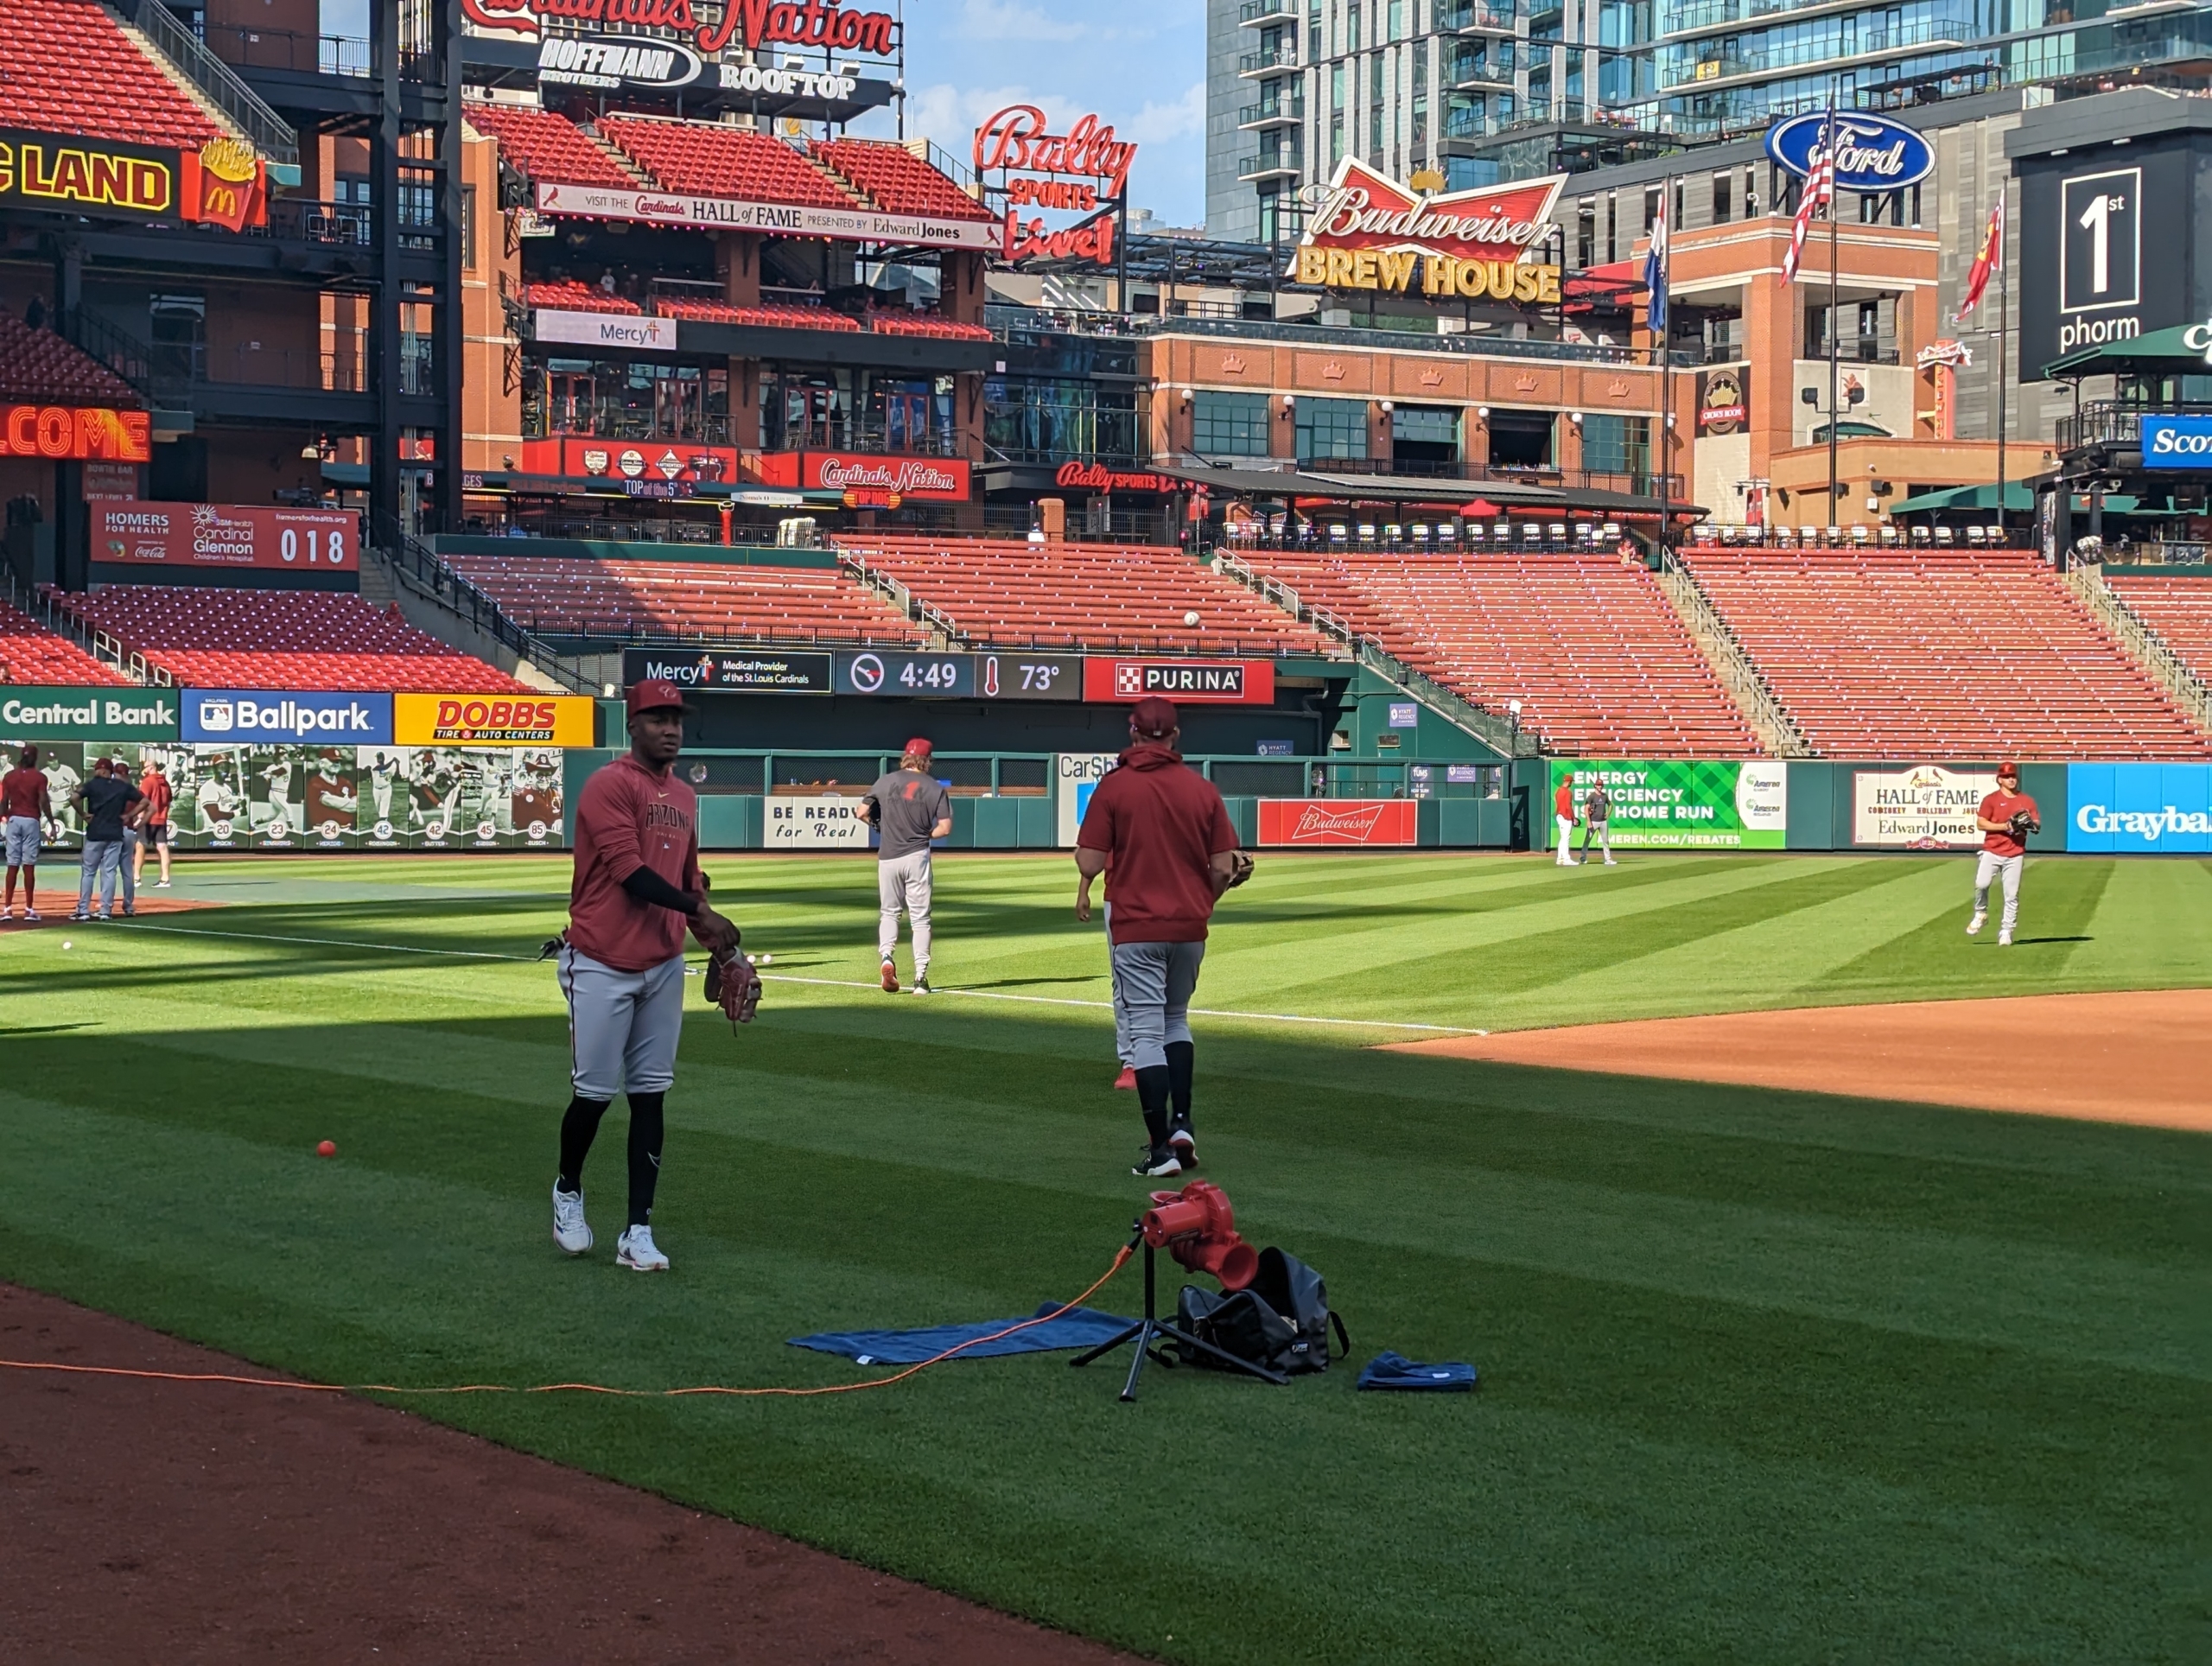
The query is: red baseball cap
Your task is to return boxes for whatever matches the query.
[1997,760,2020,777]
[627,678,696,718]
[1129,696,1179,739]
[903,736,933,760]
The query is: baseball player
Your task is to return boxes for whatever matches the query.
[41,753,79,838]
[550,678,759,1273]
[1554,775,1578,866]
[3,745,58,919]
[260,754,296,833]
[1580,780,1615,866]
[367,751,397,825]
[1075,697,1252,1177]
[863,737,952,995]
[1967,761,2039,948]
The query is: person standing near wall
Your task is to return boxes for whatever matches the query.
[1580,780,1615,866]
[2,745,57,920]
[135,757,174,889]
[71,758,142,923]
[1554,775,1580,867]
[864,738,952,995]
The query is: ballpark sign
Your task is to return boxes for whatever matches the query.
[536,181,994,249]
[1256,798,1418,847]
[181,690,393,746]
[1550,760,1787,850]
[1290,159,1564,306]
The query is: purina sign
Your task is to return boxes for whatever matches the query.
[1080,659,1277,704]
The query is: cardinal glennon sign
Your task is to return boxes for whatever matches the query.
[1292,159,1565,305]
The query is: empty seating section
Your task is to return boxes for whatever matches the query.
[2104,572,2212,689]
[0,1,221,149]
[1680,548,2211,759]
[812,139,994,221]
[866,312,994,340]
[521,278,639,315]
[653,297,861,331]
[1245,550,1757,755]
[598,119,861,208]
[0,314,137,403]
[47,587,524,693]
[838,537,1325,657]
[442,555,925,646]
[0,601,128,684]
[461,99,637,187]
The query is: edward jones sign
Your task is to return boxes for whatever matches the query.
[97,503,356,569]
[1256,799,1419,846]
[393,694,595,746]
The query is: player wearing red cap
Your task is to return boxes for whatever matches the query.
[1075,696,1251,1177]
[863,736,952,994]
[550,679,755,1272]
[1968,761,2039,948]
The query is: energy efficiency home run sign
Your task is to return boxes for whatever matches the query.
[1549,760,1787,849]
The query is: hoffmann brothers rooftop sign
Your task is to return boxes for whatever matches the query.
[462,0,897,55]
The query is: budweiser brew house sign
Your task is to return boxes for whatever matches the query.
[1293,159,1565,305]
[973,105,1136,269]
[461,0,896,55]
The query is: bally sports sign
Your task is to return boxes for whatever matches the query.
[393,694,596,747]
[1290,159,1564,304]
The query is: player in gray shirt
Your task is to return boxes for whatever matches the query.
[864,737,953,994]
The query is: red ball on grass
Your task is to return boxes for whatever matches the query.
[316,1140,337,1158]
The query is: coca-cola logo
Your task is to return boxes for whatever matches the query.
[1297,158,1562,262]
[461,0,893,55]
[972,106,1136,195]
[1293,802,1385,840]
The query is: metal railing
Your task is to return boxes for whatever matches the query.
[118,0,299,169]
[369,514,599,696]
[1238,46,1300,73]
[1140,315,1694,368]
[197,22,372,78]
[1657,550,1812,756]
[1440,1,1520,30]
[1239,0,1300,21]
[2067,563,2212,733]
[2056,403,2212,452]
[1239,99,1307,125]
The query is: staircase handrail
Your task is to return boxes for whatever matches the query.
[1658,549,1814,757]
[119,0,301,168]
[2068,563,2212,732]
[369,517,599,695]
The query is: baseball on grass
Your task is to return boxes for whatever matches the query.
[316,1140,337,1158]
[758,953,772,965]
[1182,610,1201,626]
[60,940,72,950]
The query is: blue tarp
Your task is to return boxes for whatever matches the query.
[789,1303,1138,1364]
[1357,1351,1478,1392]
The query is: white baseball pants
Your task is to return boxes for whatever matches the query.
[1554,816,1576,863]
[878,849,933,974]
[558,944,686,1100]
[1974,850,2024,933]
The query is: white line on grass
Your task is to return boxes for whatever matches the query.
[118,923,1490,1035]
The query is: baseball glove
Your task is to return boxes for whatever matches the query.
[1224,849,1255,889]
[2008,809,2041,840]
[704,949,762,1027]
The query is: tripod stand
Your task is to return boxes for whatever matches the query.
[1070,1230,1288,1402]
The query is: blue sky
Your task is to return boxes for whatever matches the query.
[842,2,1210,226]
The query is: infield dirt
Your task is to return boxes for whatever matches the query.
[1387,989,2212,1132]
[0,1284,1137,1665]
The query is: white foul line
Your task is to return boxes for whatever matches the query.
[108,922,1491,1036]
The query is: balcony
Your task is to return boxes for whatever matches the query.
[1238,0,1300,23]
[2057,401,2212,452]
[1240,99,1307,130]
[1240,150,1305,181]
[1238,46,1300,76]
[200,22,373,77]
[1440,0,1520,31]
[1451,52,1516,89]
[1663,19,1969,90]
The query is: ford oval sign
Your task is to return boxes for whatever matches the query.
[1764,112,1934,193]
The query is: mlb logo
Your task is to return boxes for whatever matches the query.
[1114,664,1144,696]
[199,699,235,733]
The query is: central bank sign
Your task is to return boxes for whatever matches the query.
[0,686,179,740]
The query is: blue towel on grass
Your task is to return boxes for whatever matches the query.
[789,1303,1137,1365]
[1357,1351,1478,1392]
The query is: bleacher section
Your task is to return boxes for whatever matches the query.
[0,601,129,685]
[2103,571,2212,690]
[1242,550,1757,756]
[839,537,1325,658]
[461,99,637,187]
[521,278,640,315]
[0,0,222,149]
[0,315,140,404]
[653,297,861,331]
[442,555,925,646]
[1678,546,2212,759]
[46,588,525,693]
[597,118,861,208]
[812,139,994,222]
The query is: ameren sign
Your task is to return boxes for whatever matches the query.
[0,687,179,740]
[536,181,995,248]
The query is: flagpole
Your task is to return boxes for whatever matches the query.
[1826,100,1840,535]
[1656,173,1671,561]
[1996,187,2009,544]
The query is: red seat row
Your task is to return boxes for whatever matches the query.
[0,600,130,685]
[443,555,925,646]
[598,118,861,210]
[2104,571,2212,692]
[521,278,641,315]
[0,1,222,149]
[462,99,638,188]
[653,298,861,332]
[0,315,138,404]
[866,313,994,340]
[811,139,995,222]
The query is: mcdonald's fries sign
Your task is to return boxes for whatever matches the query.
[0,130,265,229]
[394,693,596,747]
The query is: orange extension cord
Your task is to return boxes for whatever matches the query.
[0,1244,1133,1402]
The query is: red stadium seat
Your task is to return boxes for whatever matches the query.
[0,315,139,404]
[522,278,642,315]
[462,99,638,188]
[0,1,223,149]
[597,118,865,209]
[441,554,925,645]
[652,297,861,332]
[811,139,995,223]
[0,601,131,685]
[2104,572,2212,694]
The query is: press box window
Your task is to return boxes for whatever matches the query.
[1192,391,1271,458]
[1296,397,1368,461]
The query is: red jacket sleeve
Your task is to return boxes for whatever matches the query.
[1206,788,1239,855]
[581,769,645,883]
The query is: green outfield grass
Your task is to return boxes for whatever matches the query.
[1,851,2206,1663]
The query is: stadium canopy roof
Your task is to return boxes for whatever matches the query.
[1891,482,2045,512]
[1151,462,1702,518]
[2042,322,2211,380]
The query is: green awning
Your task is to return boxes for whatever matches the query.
[2042,321,2210,380]
[1888,482,2038,512]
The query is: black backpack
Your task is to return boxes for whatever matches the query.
[1176,1248,1349,1376]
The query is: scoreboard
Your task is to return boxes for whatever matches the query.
[832,651,1081,702]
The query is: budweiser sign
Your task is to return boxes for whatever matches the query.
[461,0,895,55]
[1256,798,1420,847]
[972,106,1135,196]
[1292,159,1564,305]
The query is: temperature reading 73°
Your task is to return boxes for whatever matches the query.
[1020,661,1061,691]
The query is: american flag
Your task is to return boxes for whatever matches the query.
[1781,114,1835,286]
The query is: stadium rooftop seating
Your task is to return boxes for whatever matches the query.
[0,315,138,404]
[0,0,222,149]
[0,600,130,685]
[1241,548,1758,756]
[598,118,861,209]
[442,553,926,647]
[838,537,1326,658]
[46,587,525,693]
[812,138,994,222]
[865,312,994,340]
[2103,571,2212,690]
[461,99,637,188]
[652,297,861,331]
[1678,546,2212,759]
[521,278,640,315]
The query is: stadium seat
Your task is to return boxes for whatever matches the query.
[0,600,130,684]
[2103,572,2212,691]
[0,315,139,404]
[653,296,861,332]
[442,553,925,646]
[598,118,863,209]
[461,99,639,188]
[811,139,995,224]
[1677,546,2212,759]
[44,587,525,692]
[833,536,1326,657]
[0,1,223,149]
[1240,546,1759,757]
[523,278,640,315]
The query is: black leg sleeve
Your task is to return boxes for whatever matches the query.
[626,1090,665,1227]
[1165,1040,1194,1125]
[1135,1066,1171,1149]
[556,1095,612,1193]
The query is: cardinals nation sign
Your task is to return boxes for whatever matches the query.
[1292,158,1566,305]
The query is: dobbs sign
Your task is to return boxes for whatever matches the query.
[393,694,596,747]
[1290,159,1564,304]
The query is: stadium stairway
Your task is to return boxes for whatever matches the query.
[1653,556,1813,755]
[2071,565,2212,735]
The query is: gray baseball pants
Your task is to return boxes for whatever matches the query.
[1974,850,2024,933]
[1110,938,1205,1071]
[558,944,686,1100]
[878,849,933,973]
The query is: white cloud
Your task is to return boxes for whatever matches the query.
[901,82,1088,162]
[958,0,1095,42]
[1123,81,1205,147]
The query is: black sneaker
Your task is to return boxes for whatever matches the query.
[1167,1122,1197,1169]
[911,976,932,995]
[1132,1145,1183,1178]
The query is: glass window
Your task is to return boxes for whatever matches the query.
[1296,397,1369,461]
[1193,391,1272,458]
[1581,415,1650,479]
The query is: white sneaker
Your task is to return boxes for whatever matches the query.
[1998,930,2012,947]
[1603,858,1617,866]
[22,908,39,921]
[616,1224,669,1272]
[551,1184,592,1256]
[1966,912,1986,937]
[154,879,171,889]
